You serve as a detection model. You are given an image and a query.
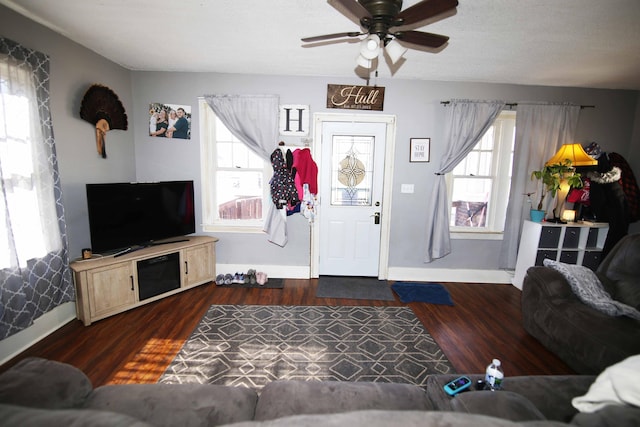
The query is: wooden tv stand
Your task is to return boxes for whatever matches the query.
[70,235,218,326]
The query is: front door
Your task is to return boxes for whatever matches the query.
[318,120,387,276]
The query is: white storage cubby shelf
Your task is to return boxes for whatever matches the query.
[513,220,609,290]
[70,236,218,325]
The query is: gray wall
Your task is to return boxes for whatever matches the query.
[2,2,637,275]
[131,72,640,270]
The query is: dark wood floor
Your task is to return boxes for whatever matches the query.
[0,279,574,386]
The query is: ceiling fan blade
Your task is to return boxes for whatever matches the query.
[328,0,371,24]
[394,30,449,48]
[396,0,459,26]
[301,31,363,43]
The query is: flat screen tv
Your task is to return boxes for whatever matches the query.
[86,180,195,254]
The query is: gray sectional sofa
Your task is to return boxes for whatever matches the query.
[1,357,639,426]
[522,233,640,374]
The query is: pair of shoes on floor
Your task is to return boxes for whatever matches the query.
[246,269,257,285]
[256,271,268,286]
[217,271,265,286]
[232,272,245,284]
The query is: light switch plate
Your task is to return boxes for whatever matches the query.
[401,184,414,194]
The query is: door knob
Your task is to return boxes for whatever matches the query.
[373,212,380,224]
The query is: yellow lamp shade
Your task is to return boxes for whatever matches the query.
[546,143,598,166]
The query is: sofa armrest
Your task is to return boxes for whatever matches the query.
[0,357,93,409]
[523,266,576,301]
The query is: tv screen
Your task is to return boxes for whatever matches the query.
[86,181,195,254]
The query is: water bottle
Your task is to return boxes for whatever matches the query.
[484,358,504,390]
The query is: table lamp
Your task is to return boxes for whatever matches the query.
[545,143,597,221]
[546,143,599,167]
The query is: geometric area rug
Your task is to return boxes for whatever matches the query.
[159,305,454,391]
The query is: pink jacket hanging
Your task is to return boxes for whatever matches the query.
[292,148,318,199]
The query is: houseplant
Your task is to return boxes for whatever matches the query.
[530,159,584,222]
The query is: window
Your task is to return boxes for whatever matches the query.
[0,56,62,268]
[1,39,74,340]
[199,99,270,231]
[447,111,516,235]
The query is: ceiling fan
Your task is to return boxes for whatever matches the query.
[302,0,459,68]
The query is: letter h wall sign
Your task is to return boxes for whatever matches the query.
[279,104,310,136]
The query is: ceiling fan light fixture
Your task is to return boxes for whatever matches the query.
[385,38,407,64]
[359,34,381,60]
[356,54,373,69]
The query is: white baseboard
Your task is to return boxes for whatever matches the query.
[387,267,514,284]
[217,264,514,284]
[0,301,76,365]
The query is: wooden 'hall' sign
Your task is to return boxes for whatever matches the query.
[326,84,385,111]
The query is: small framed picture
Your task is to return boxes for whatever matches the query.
[410,138,430,162]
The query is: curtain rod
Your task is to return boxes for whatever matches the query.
[439,101,595,109]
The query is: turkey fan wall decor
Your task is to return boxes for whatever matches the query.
[79,84,128,158]
[302,0,458,72]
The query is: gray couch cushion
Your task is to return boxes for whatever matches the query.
[230,410,567,427]
[85,383,257,427]
[597,233,640,310]
[450,391,546,421]
[426,374,595,422]
[571,405,640,427]
[254,380,432,421]
[0,403,152,427]
[0,357,92,409]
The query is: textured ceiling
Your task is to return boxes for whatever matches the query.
[2,0,640,90]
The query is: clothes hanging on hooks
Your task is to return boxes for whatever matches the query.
[270,142,318,223]
[269,148,299,210]
[292,148,318,223]
[291,147,318,201]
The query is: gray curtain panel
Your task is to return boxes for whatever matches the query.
[203,95,288,246]
[424,99,505,263]
[499,103,580,269]
[0,37,74,339]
